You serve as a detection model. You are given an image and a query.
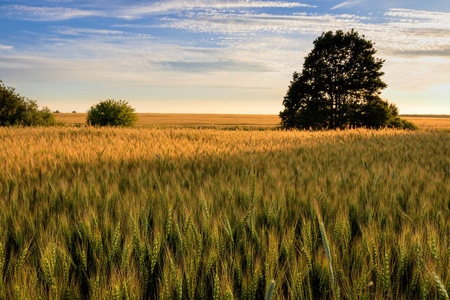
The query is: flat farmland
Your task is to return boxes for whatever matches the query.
[55,113,450,130]
[1,126,449,299]
[55,113,280,128]
[400,117,450,130]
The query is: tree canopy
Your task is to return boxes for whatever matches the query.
[280,30,416,130]
[87,99,137,127]
[0,80,57,126]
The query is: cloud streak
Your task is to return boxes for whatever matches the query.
[156,59,274,73]
[0,44,14,50]
[155,12,366,35]
[331,1,361,10]
[53,26,152,39]
[1,5,104,21]
[123,0,314,16]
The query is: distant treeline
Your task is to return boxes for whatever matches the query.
[400,114,450,118]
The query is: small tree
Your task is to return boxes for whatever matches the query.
[87,99,137,127]
[280,30,415,130]
[0,80,57,126]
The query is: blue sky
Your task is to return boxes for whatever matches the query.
[1,0,449,114]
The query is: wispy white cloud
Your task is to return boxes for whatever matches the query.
[1,5,104,21]
[52,26,152,39]
[156,59,274,73]
[1,2,449,113]
[331,1,361,10]
[0,37,278,86]
[123,0,314,16]
[54,27,124,36]
[385,8,450,23]
[0,44,14,50]
[1,1,315,21]
[155,12,366,35]
[367,9,450,57]
[388,67,440,85]
[384,8,450,31]
[146,7,449,59]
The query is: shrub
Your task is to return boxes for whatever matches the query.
[87,99,137,127]
[388,116,418,130]
[353,99,417,130]
[0,80,57,126]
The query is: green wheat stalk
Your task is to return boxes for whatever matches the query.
[265,280,275,300]
[314,197,336,297]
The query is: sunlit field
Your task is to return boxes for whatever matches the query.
[55,113,280,128]
[1,126,448,299]
[400,117,450,130]
[54,113,450,130]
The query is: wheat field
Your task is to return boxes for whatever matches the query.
[0,126,449,299]
[54,113,280,128]
[54,113,450,130]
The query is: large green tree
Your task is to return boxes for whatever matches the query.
[0,80,57,126]
[280,30,415,129]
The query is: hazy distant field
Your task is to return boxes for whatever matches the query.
[55,113,280,128]
[401,117,450,130]
[55,113,450,130]
[1,126,449,299]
